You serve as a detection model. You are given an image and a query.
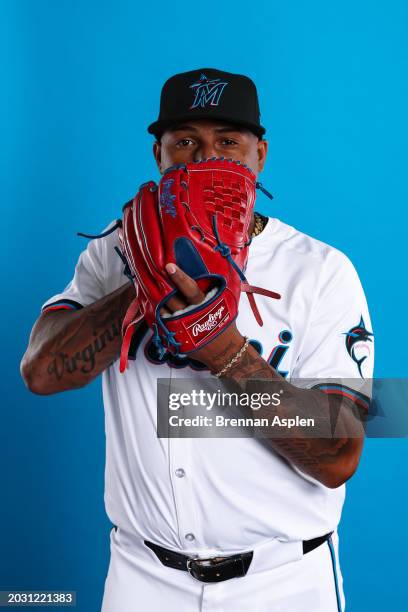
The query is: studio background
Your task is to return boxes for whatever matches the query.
[1,1,407,610]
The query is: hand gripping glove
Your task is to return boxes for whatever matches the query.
[115,158,281,372]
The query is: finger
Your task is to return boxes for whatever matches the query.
[165,263,205,304]
[159,306,173,317]
[165,294,187,312]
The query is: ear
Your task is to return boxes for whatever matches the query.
[153,141,162,172]
[257,139,268,173]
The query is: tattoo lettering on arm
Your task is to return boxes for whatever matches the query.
[21,282,136,394]
[47,313,122,380]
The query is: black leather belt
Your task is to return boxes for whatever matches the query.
[144,532,332,583]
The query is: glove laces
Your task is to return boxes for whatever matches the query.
[211,213,280,326]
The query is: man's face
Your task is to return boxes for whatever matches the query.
[153,120,268,178]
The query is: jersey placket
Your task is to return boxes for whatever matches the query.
[168,436,201,551]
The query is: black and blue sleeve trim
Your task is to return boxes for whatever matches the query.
[312,383,370,412]
[42,299,83,313]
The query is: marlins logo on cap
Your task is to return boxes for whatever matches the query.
[189,73,229,109]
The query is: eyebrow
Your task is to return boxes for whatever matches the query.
[168,124,247,134]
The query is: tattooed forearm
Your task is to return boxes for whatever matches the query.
[217,343,365,488]
[21,282,136,394]
[270,437,353,483]
[229,346,279,381]
[47,314,122,380]
[205,341,239,371]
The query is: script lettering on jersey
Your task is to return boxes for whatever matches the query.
[143,328,293,376]
[267,330,293,378]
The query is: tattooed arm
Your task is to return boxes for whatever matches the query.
[196,328,365,489]
[165,263,366,490]
[20,282,136,395]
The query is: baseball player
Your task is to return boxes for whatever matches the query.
[21,68,374,611]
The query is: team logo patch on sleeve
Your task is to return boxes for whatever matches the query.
[344,316,373,377]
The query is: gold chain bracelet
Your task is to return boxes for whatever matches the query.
[213,337,250,378]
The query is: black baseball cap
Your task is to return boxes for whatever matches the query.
[147,68,266,139]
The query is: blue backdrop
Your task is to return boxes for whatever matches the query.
[1,1,407,610]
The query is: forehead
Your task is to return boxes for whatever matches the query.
[162,119,253,137]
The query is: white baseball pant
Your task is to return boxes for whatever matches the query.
[101,528,345,611]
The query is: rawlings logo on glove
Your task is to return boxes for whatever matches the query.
[190,301,228,338]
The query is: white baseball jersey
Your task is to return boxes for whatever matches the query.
[42,216,374,556]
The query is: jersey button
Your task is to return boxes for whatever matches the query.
[185,533,195,542]
[175,468,185,478]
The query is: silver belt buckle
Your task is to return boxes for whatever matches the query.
[186,556,200,579]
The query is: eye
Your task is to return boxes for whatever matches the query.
[175,138,195,148]
[220,138,238,146]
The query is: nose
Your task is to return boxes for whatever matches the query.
[193,143,217,161]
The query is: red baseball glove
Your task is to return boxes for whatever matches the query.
[114,158,280,372]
